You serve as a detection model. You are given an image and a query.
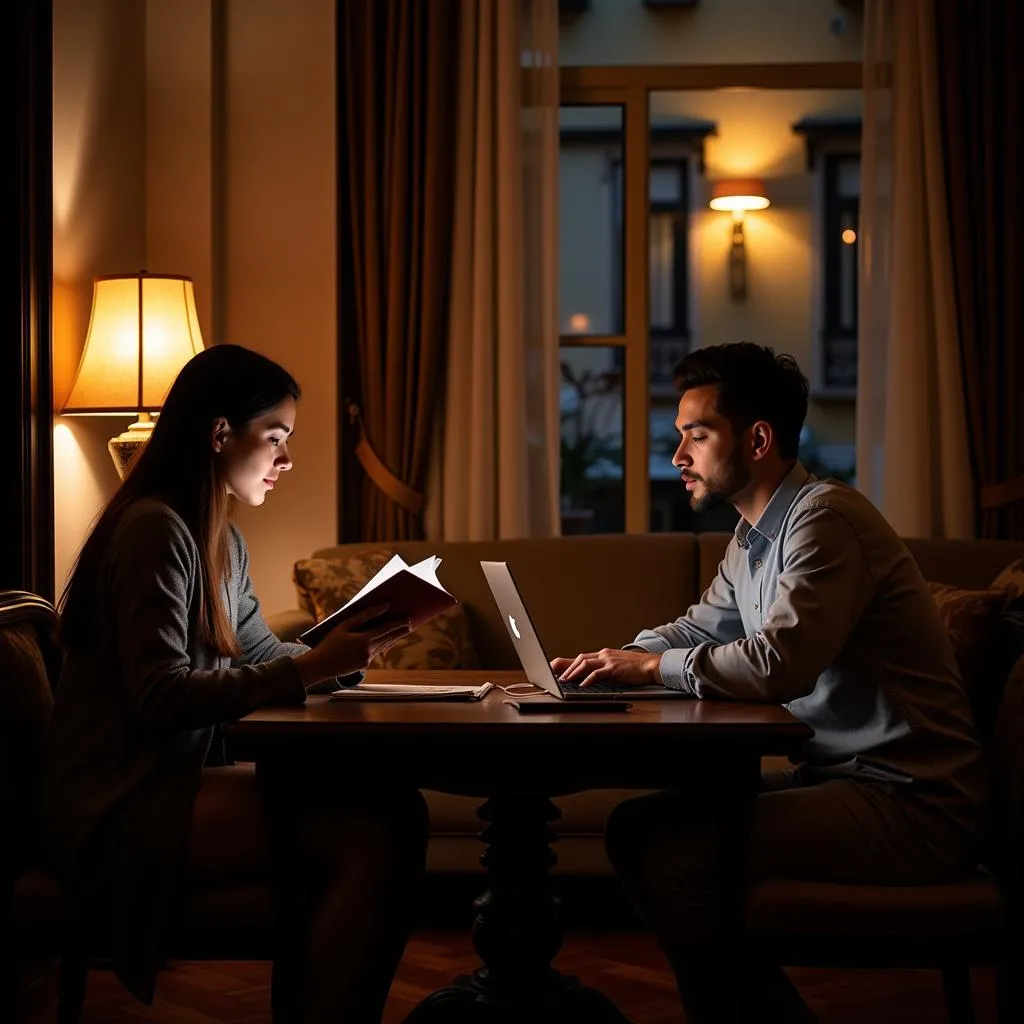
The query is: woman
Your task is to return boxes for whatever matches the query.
[42,344,427,1023]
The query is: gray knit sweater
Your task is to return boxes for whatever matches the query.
[41,500,309,1001]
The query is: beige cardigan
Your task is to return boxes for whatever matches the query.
[41,500,308,1002]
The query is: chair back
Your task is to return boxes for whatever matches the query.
[0,591,61,879]
[989,652,1024,895]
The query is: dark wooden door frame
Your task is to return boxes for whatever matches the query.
[3,0,54,599]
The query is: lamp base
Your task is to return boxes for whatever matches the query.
[107,415,154,479]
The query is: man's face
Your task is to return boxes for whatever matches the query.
[671,384,752,513]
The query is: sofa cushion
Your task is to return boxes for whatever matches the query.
[308,534,703,669]
[992,557,1024,599]
[927,582,1008,689]
[293,549,480,670]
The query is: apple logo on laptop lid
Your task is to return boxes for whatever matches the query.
[508,614,521,639]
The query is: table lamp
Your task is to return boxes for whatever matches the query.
[61,272,206,478]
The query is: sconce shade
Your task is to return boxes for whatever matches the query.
[709,178,770,212]
[62,273,205,415]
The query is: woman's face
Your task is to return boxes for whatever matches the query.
[215,396,297,506]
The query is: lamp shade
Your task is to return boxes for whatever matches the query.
[62,273,205,415]
[709,178,770,213]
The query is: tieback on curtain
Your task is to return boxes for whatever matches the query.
[980,475,1024,511]
[346,402,425,515]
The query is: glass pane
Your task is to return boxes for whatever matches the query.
[647,114,694,396]
[837,157,860,199]
[824,337,858,391]
[839,208,857,329]
[650,164,682,204]
[650,212,676,331]
[559,106,624,336]
[560,346,624,534]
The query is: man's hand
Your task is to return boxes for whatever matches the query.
[550,649,663,690]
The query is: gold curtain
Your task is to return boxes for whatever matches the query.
[338,0,459,540]
[855,0,973,539]
[424,0,561,541]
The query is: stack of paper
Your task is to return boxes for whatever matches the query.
[328,681,493,702]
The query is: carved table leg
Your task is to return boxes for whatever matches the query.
[403,794,633,1024]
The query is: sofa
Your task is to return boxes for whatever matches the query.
[267,532,1024,876]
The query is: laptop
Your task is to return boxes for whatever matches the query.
[480,560,689,701]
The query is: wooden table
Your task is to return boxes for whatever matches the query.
[226,670,811,1024]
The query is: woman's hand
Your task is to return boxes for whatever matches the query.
[293,603,413,687]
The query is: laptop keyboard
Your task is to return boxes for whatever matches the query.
[559,677,630,694]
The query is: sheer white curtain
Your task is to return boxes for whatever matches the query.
[856,0,973,537]
[424,0,561,541]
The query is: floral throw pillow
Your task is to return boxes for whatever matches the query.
[292,550,480,671]
[927,581,1008,695]
[991,558,1024,600]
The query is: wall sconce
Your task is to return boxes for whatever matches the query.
[709,178,770,300]
[61,272,206,478]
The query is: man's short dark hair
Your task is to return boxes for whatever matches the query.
[672,342,809,459]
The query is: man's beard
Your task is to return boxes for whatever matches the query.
[687,449,751,513]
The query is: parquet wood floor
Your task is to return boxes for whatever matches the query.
[24,929,998,1023]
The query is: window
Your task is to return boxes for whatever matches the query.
[611,159,692,389]
[793,116,862,398]
[559,68,863,534]
[559,108,708,533]
[821,153,860,394]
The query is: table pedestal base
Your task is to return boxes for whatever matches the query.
[403,794,632,1024]
[404,969,631,1024]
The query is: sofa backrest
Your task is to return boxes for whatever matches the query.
[310,534,1024,671]
[311,534,700,669]
[696,533,1024,594]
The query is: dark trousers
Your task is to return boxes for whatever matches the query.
[604,770,976,1023]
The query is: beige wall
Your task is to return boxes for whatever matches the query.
[52,0,338,611]
[560,0,862,66]
[222,0,338,612]
[52,0,147,595]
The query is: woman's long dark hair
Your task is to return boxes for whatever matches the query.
[59,344,301,658]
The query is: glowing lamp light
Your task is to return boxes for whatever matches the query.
[61,272,206,477]
[708,179,770,300]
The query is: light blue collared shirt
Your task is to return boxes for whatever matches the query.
[628,463,985,838]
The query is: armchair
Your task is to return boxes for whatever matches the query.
[744,652,1024,1023]
[1,591,277,1023]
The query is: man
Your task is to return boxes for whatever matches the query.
[552,343,985,1023]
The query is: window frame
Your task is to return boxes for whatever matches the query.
[610,157,691,346]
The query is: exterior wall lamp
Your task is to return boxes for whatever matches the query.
[709,178,770,300]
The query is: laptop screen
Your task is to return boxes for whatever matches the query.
[480,560,563,697]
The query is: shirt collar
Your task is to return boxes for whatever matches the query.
[734,461,812,546]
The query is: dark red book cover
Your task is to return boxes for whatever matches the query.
[299,567,456,648]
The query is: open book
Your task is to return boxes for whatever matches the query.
[299,554,457,648]
[328,681,493,702]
